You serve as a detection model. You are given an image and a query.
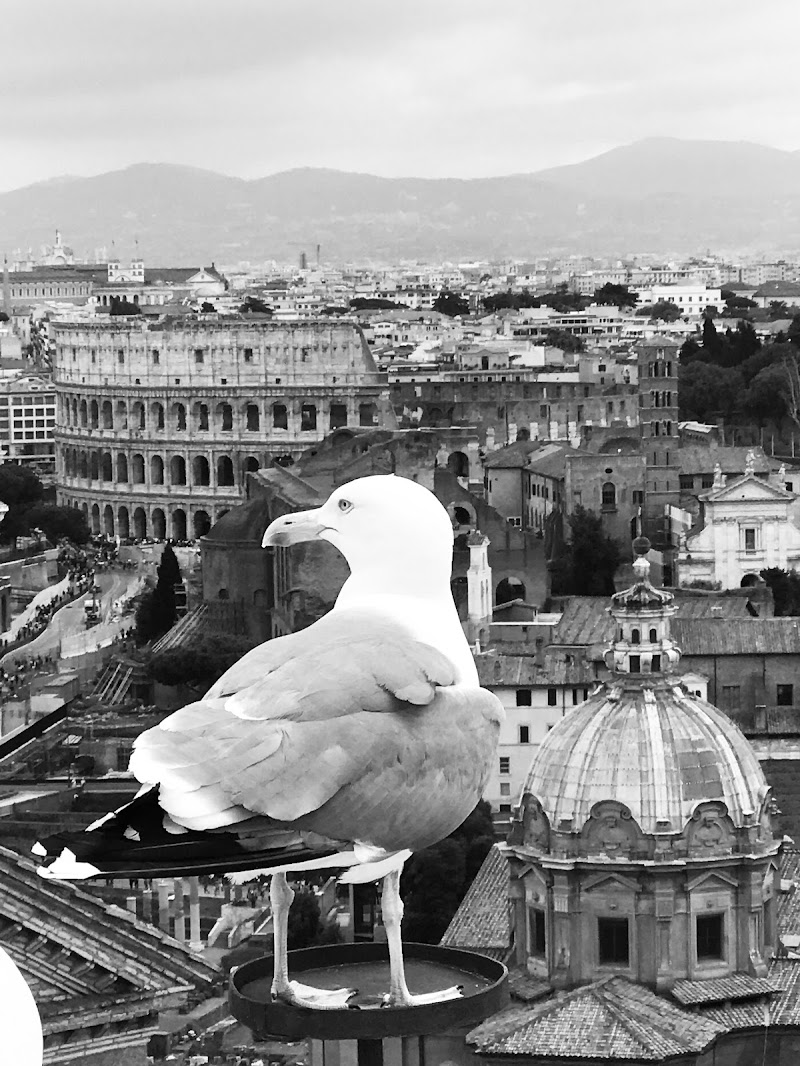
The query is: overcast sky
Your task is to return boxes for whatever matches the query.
[3,0,798,192]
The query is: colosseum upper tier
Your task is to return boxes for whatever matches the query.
[54,316,393,540]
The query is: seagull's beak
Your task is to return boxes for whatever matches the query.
[262,508,328,547]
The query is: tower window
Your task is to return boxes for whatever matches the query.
[530,908,546,957]
[598,917,629,966]
[696,913,724,960]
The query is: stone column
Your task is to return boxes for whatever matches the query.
[188,876,202,951]
[157,880,171,934]
[172,878,186,943]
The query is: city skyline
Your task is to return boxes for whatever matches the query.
[3,0,799,193]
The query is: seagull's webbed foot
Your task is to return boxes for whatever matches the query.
[382,984,464,1008]
[272,980,358,1010]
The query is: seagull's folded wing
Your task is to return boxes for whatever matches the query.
[130,609,462,833]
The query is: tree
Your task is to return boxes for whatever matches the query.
[592,283,637,309]
[349,298,407,311]
[399,800,495,944]
[109,297,142,315]
[761,569,800,616]
[433,291,469,318]
[678,361,742,422]
[787,314,800,347]
[0,464,44,510]
[239,296,272,315]
[18,504,89,544]
[769,301,791,320]
[550,507,622,597]
[0,311,8,323]
[702,316,724,359]
[740,364,789,425]
[149,632,256,689]
[723,294,757,311]
[200,301,216,313]
[543,328,585,353]
[135,544,184,644]
[638,300,682,322]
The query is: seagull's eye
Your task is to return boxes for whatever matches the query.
[338,499,353,513]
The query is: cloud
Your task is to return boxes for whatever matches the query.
[1,0,798,190]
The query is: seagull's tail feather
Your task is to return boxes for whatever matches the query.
[34,787,346,881]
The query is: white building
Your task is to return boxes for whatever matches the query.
[635,284,722,315]
[0,374,57,466]
[678,454,800,589]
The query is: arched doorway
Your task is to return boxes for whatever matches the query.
[740,573,762,588]
[172,508,187,541]
[496,577,526,605]
[133,507,147,540]
[90,503,100,535]
[448,451,470,478]
[152,508,166,540]
[103,505,114,537]
[193,510,211,538]
[118,506,130,539]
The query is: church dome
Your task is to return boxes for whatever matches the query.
[512,541,773,859]
[520,678,769,839]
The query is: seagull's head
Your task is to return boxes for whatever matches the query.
[262,475,454,587]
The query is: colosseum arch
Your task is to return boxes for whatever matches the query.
[115,400,128,430]
[496,576,526,605]
[245,403,260,431]
[193,510,211,538]
[216,402,233,431]
[170,455,187,485]
[91,504,101,534]
[101,451,113,481]
[116,453,129,483]
[245,455,260,474]
[79,451,88,479]
[101,400,113,430]
[193,402,209,431]
[152,508,166,540]
[330,404,348,430]
[217,455,235,486]
[172,509,187,541]
[103,505,115,537]
[133,507,147,540]
[172,402,187,432]
[151,402,165,431]
[81,502,89,522]
[131,453,145,483]
[118,506,130,539]
[272,403,288,430]
[448,451,470,478]
[70,398,78,425]
[131,401,145,431]
[90,452,100,481]
[90,399,99,429]
[301,403,317,431]
[79,400,88,427]
[192,455,210,486]
[151,455,165,484]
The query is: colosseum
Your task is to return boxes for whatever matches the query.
[53,316,394,539]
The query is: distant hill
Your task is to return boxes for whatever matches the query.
[2,139,800,264]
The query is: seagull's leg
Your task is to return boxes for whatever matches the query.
[381,866,463,1007]
[270,872,356,1009]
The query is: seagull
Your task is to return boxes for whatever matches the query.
[36,475,504,1009]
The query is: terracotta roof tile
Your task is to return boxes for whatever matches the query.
[672,974,779,1006]
[468,977,724,1060]
[439,844,511,955]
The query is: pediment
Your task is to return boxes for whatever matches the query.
[686,869,739,892]
[705,473,791,502]
[582,871,640,894]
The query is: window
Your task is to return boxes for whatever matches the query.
[696,913,724,960]
[499,756,510,774]
[516,689,532,707]
[651,655,661,672]
[744,527,757,552]
[547,688,557,707]
[632,490,644,505]
[572,688,579,705]
[777,684,794,706]
[519,725,530,744]
[152,349,160,364]
[649,628,657,642]
[118,351,124,365]
[629,655,641,673]
[195,349,204,364]
[529,908,546,957]
[598,917,629,966]
[244,347,253,362]
[601,482,616,509]
[631,629,640,644]
[500,782,511,796]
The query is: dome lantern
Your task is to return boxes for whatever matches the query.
[604,536,681,676]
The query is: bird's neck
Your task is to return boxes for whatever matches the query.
[335,575,479,686]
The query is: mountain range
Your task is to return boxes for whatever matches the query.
[2,138,800,265]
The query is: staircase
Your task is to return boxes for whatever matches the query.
[92,660,134,704]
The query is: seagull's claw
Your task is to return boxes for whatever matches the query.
[382,984,464,1008]
[273,980,358,1010]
